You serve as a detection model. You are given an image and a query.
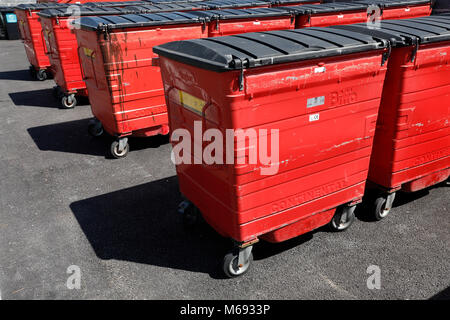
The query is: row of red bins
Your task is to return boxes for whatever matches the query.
[151,15,450,277]
[15,0,431,110]
[15,1,448,277]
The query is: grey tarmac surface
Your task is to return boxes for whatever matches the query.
[0,40,449,300]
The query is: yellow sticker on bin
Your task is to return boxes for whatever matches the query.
[178,90,205,115]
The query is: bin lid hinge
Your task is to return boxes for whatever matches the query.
[99,24,110,40]
[411,38,420,62]
[381,41,391,66]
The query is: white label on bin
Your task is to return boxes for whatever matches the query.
[314,66,326,73]
[337,15,344,19]
[253,21,261,25]
[307,96,325,108]
[405,8,410,12]
[309,114,320,122]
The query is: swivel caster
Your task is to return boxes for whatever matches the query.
[36,69,48,81]
[223,245,253,278]
[61,94,77,109]
[329,204,356,232]
[88,118,103,137]
[373,192,396,221]
[110,138,129,159]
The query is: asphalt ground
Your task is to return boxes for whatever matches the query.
[0,40,449,300]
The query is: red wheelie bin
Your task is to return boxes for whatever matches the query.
[14,3,73,81]
[354,0,432,20]
[37,6,148,109]
[154,27,390,276]
[283,2,370,28]
[332,16,450,220]
[189,8,295,36]
[73,12,210,157]
[73,8,294,158]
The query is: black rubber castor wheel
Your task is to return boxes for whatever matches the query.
[110,139,129,159]
[223,250,253,278]
[373,193,395,221]
[88,120,103,137]
[329,205,356,232]
[36,69,47,81]
[61,94,77,109]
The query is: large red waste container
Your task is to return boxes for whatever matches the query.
[38,6,148,109]
[283,2,370,28]
[73,8,294,158]
[154,28,390,276]
[14,3,73,81]
[73,12,210,157]
[332,16,450,220]
[189,8,295,36]
[354,0,432,20]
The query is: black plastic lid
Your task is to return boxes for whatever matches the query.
[279,2,369,14]
[188,8,292,20]
[37,6,143,18]
[128,3,209,13]
[153,27,389,71]
[202,0,269,10]
[331,15,450,46]
[354,0,431,8]
[85,1,149,7]
[73,12,206,31]
[15,3,74,12]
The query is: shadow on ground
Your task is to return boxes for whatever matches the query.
[9,88,90,108]
[0,69,34,81]
[69,176,317,278]
[9,88,61,108]
[70,176,231,278]
[27,118,109,157]
[27,119,170,157]
[429,286,450,300]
